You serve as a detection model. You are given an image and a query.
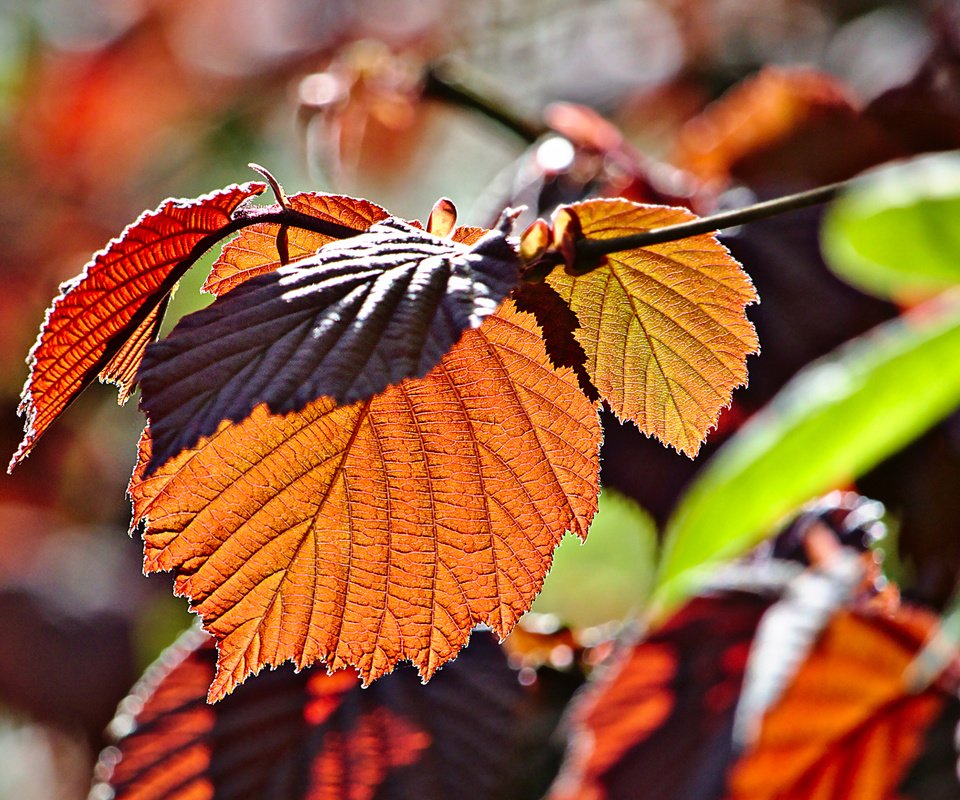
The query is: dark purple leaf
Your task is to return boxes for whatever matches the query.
[138,213,521,472]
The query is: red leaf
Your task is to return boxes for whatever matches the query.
[9,182,266,472]
[93,628,530,800]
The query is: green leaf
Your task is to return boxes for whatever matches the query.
[821,151,960,300]
[532,490,656,627]
[655,294,960,610]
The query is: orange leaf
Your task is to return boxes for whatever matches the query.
[9,182,266,471]
[727,608,948,800]
[129,299,601,700]
[93,628,528,800]
[204,192,389,296]
[99,295,170,405]
[545,199,758,455]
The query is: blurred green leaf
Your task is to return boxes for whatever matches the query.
[821,151,960,300]
[655,293,960,610]
[532,489,656,627]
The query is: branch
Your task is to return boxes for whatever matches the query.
[575,180,847,259]
[423,59,546,144]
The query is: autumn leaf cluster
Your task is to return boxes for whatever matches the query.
[8,6,960,796]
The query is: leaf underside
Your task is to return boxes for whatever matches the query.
[9,181,266,471]
[130,299,602,700]
[94,627,527,800]
[547,199,759,455]
[138,215,522,473]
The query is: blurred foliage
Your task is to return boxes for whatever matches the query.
[822,151,960,300]
[533,490,657,627]
[657,293,960,608]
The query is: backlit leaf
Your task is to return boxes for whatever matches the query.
[100,296,171,405]
[9,182,266,472]
[138,212,522,472]
[93,627,529,800]
[727,608,949,799]
[545,199,758,455]
[129,299,601,700]
[822,152,960,301]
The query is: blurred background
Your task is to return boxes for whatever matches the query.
[1,0,959,796]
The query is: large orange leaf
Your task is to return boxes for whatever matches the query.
[545,199,758,455]
[9,182,266,471]
[137,212,522,472]
[93,628,529,800]
[727,608,949,800]
[129,298,601,700]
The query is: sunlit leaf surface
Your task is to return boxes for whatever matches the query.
[546,199,758,455]
[139,213,522,471]
[9,182,266,471]
[130,300,601,699]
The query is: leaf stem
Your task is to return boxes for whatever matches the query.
[423,59,546,144]
[576,180,848,258]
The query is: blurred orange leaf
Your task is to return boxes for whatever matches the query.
[727,607,948,800]
[549,593,771,800]
[94,628,529,800]
[130,299,601,700]
[9,182,266,472]
[545,199,758,455]
[672,67,896,189]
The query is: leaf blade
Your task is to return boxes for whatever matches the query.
[130,299,602,699]
[9,181,266,471]
[546,199,758,455]
[138,214,522,472]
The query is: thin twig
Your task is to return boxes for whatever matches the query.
[576,181,847,258]
[423,59,546,144]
